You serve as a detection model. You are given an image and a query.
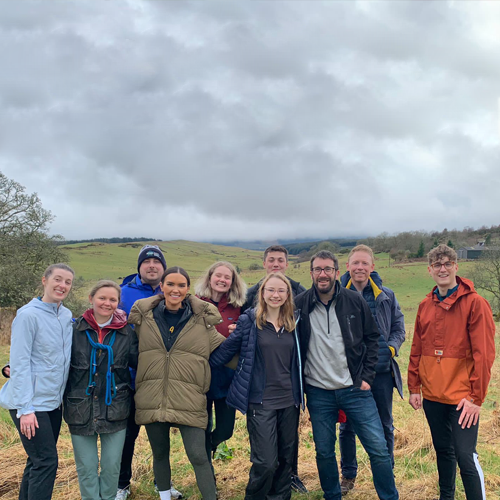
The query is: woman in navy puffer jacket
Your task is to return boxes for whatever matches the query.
[210,272,304,500]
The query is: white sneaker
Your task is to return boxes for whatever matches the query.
[170,482,183,499]
[115,487,131,500]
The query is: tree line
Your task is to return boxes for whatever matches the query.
[2,170,500,314]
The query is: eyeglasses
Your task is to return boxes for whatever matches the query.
[311,266,337,276]
[263,288,288,295]
[430,261,455,271]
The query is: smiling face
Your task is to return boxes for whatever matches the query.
[428,257,458,292]
[41,269,74,304]
[311,257,340,295]
[160,272,190,311]
[347,251,375,289]
[263,251,288,275]
[139,258,164,287]
[262,276,289,310]
[90,286,119,323]
[210,265,233,296]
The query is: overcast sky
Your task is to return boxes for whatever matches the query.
[1,1,499,242]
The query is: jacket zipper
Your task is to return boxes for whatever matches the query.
[58,308,67,404]
[293,318,304,409]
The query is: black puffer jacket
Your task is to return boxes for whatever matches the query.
[295,282,379,387]
[241,277,306,313]
[63,309,138,436]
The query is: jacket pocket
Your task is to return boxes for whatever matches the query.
[63,395,92,426]
[106,388,131,422]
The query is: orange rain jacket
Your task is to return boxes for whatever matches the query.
[408,276,496,406]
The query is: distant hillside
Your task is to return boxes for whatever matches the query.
[284,238,359,255]
[208,237,361,252]
[59,237,160,245]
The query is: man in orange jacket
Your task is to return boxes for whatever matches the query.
[408,244,495,500]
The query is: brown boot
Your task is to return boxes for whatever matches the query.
[340,476,356,495]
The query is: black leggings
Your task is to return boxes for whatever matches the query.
[423,399,485,500]
[10,408,62,500]
[145,421,216,500]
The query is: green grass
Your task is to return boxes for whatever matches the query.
[0,241,498,499]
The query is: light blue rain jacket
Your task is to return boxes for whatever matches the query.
[0,298,73,417]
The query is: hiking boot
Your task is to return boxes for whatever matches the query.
[115,487,131,500]
[170,482,183,499]
[341,476,356,495]
[291,474,308,493]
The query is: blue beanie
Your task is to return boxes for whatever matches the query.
[137,245,167,272]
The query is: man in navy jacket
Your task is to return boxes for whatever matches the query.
[339,245,405,495]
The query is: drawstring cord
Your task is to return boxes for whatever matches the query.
[85,329,117,406]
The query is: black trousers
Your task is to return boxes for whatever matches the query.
[145,421,216,500]
[205,397,236,461]
[423,399,486,500]
[10,408,62,500]
[117,397,141,490]
[245,405,299,500]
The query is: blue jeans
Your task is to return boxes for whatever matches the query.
[339,371,395,478]
[306,384,398,500]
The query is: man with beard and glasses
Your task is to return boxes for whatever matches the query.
[295,250,399,500]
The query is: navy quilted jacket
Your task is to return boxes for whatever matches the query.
[340,271,406,398]
[209,309,304,415]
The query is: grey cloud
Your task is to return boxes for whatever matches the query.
[1,0,499,241]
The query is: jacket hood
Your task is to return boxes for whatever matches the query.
[80,308,128,332]
[121,273,137,287]
[341,270,382,288]
[428,275,476,302]
[24,297,69,315]
[128,293,223,328]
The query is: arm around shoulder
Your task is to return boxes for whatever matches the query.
[210,313,250,367]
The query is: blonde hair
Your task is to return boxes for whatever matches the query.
[348,244,375,263]
[255,272,295,332]
[89,280,121,302]
[194,261,247,308]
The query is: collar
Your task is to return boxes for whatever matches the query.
[313,281,339,308]
[433,284,459,302]
[346,276,382,299]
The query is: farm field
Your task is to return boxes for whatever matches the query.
[0,241,498,499]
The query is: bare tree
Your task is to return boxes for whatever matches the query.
[469,249,500,317]
[0,171,68,307]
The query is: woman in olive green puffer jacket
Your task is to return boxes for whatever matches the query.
[128,267,225,500]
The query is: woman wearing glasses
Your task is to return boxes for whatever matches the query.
[210,272,304,500]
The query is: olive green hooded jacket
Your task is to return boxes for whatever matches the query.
[129,294,225,428]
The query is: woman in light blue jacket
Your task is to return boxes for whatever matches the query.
[0,263,74,500]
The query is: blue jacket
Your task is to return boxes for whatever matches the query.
[120,274,162,316]
[209,309,304,415]
[120,274,162,389]
[0,298,73,416]
[340,271,406,398]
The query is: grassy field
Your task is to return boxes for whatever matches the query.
[0,241,498,499]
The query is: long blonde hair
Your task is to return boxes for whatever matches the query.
[194,261,247,307]
[255,272,295,332]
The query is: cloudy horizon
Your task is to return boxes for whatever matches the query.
[2,0,499,242]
